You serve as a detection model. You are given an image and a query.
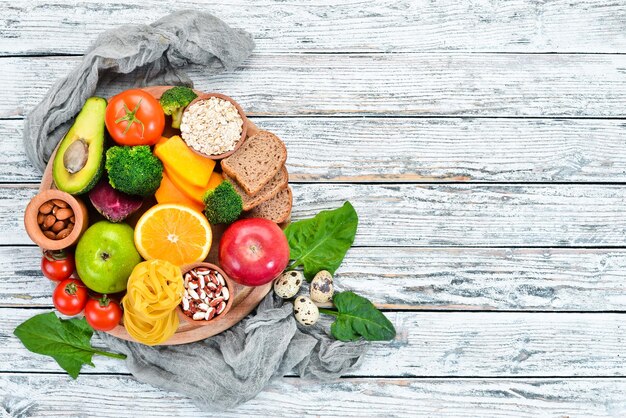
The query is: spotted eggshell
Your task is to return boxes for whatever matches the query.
[273,270,304,299]
[293,296,319,326]
[310,270,334,303]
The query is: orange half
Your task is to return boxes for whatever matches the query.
[134,204,212,266]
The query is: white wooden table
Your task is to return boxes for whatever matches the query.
[2,1,626,416]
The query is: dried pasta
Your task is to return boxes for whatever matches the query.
[122,259,183,345]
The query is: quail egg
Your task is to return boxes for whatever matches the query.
[273,270,303,299]
[310,270,334,303]
[294,296,319,326]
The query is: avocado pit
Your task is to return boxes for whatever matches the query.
[63,139,89,174]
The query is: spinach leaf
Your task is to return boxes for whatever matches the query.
[285,201,358,280]
[14,312,126,379]
[320,291,396,341]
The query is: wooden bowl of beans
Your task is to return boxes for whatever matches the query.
[177,262,235,325]
[24,189,88,250]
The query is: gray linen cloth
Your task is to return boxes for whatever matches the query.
[23,10,367,411]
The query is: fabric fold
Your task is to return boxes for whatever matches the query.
[23,10,254,172]
[101,293,367,411]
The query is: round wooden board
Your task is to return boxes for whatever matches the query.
[39,86,272,345]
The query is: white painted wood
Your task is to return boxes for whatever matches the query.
[4,2,626,413]
[3,310,626,377]
[2,53,626,119]
[3,1,626,54]
[5,246,626,311]
[7,117,626,183]
[7,183,626,246]
[2,375,626,417]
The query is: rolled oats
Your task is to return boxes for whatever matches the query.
[180,97,244,155]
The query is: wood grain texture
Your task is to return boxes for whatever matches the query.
[3,309,626,377]
[5,246,626,311]
[3,1,626,54]
[2,375,626,417]
[9,183,626,246]
[3,53,626,119]
[4,2,626,412]
[7,117,626,183]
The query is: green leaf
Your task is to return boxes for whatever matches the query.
[13,312,126,379]
[285,201,358,280]
[321,292,396,342]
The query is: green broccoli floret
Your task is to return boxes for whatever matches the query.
[202,181,243,224]
[105,146,163,197]
[159,86,197,129]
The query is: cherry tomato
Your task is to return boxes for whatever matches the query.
[105,89,164,145]
[84,295,122,331]
[41,250,75,281]
[53,279,88,316]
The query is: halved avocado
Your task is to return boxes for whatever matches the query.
[53,97,107,194]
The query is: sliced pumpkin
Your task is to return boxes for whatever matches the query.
[206,171,224,191]
[166,167,223,204]
[155,172,204,213]
[154,135,216,187]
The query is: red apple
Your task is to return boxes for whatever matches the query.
[219,218,290,286]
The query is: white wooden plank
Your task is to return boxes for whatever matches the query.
[2,54,626,118]
[6,183,626,246]
[1,375,625,417]
[3,1,626,54]
[7,117,626,183]
[2,309,626,377]
[4,246,626,311]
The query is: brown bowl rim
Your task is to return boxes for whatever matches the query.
[180,92,249,160]
[24,189,87,251]
[177,262,235,325]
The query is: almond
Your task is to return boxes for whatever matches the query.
[42,215,56,229]
[56,228,72,240]
[51,220,66,232]
[55,208,73,220]
[52,199,68,208]
[39,201,53,214]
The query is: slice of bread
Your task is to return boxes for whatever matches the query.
[221,131,288,195]
[245,187,292,224]
[225,166,289,211]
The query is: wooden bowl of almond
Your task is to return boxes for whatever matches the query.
[24,189,88,250]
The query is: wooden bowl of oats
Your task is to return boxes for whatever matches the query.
[180,93,249,160]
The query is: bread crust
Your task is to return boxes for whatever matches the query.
[221,131,288,195]
[225,166,289,211]
[245,187,292,223]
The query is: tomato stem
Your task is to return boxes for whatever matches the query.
[44,249,67,261]
[115,99,145,138]
[65,282,77,295]
[98,294,110,307]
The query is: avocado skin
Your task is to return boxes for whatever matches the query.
[53,97,107,195]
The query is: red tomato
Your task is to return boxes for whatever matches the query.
[84,296,122,331]
[105,89,165,145]
[41,250,75,281]
[219,218,290,286]
[53,279,88,316]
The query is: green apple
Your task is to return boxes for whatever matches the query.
[75,221,141,293]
